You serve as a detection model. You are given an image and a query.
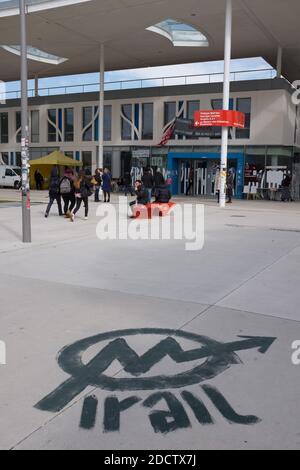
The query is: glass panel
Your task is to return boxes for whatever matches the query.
[104,105,112,141]
[82,151,92,173]
[236,98,251,139]
[121,104,132,140]
[64,108,74,142]
[16,111,21,143]
[186,100,200,140]
[82,107,93,141]
[48,109,57,142]
[164,102,176,126]
[142,103,153,140]
[0,112,8,144]
[31,110,39,143]
[147,19,209,48]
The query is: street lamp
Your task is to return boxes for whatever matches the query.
[19,0,31,243]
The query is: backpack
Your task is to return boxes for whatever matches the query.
[60,177,72,195]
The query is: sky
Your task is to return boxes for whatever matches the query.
[4,57,274,95]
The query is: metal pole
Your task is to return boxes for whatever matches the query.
[98,44,105,169]
[20,0,31,242]
[276,46,283,79]
[220,0,233,208]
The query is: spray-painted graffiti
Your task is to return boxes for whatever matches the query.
[35,328,276,434]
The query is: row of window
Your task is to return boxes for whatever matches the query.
[164,98,251,139]
[0,98,251,145]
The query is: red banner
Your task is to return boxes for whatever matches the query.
[194,110,245,129]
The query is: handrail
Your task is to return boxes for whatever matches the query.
[3,67,276,101]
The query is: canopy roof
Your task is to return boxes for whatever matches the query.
[0,0,299,82]
[29,150,82,166]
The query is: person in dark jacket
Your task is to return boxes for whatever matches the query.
[226,171,234,204]
[59,168,75,217]
[102,168,112,203]
[34,169,44,190]
[94,168,103,202]
[154,168,165,188]
[154,183,172,204]
[71,170,93,221]
[45,166,63,218]
[142,167,154,203]
[129,180,148,216]
[281,174,292,202]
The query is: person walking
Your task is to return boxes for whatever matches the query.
[226,171,234,204]
[124,171,134,196]
[71,170,93,221]
[45,166,63,218]
[60,168,76,217]
[142,167,154,203]
[281,173,292,202]
[102,168,112,203]
[34,169,44,190]
[94,168,103,202]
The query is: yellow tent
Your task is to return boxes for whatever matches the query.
[29,151,82,189]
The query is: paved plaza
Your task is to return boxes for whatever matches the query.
[0,189,300,450]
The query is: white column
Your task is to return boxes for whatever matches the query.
[98,44,105,169]
[220,0,233,208]
[277,46,283,79]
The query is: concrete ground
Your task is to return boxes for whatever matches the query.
[0,188,300,450]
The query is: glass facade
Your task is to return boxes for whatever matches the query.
[164,102,176,126]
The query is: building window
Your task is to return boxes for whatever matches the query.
[16,111,21,143]
[82,151,92,173]
[142,103,154,140]
[48,109,58,142]
[82,107,93,142]
[236,98,251,139]
[104,105,112,141]
[210,99,234,139]
[64,108,74,142]
[186,100,200,140]
[0,113,8,144]
[1,152,9,164]
[31,110,40,143]
[164,102,176,126]
[121,104,132,140]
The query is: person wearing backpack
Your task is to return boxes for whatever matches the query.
[45,166,63,218]
[60,168,76,217]
[71,170,93,221]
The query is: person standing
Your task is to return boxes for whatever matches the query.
[226,171,234,204]
[45,166,63,218]
[154,182,172,203]
[35,169,44,190]
[60,168,76,217]
[142,167,154,203]
[186,168,194,196]
[71,170,93,221]
[102,168,112,203]
[154,168,165,189]
[94,168,103,202]
[215,167,221,204]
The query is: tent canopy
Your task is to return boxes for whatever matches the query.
[29,151,82,167]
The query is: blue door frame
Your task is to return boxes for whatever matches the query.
[167,152,245,199]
